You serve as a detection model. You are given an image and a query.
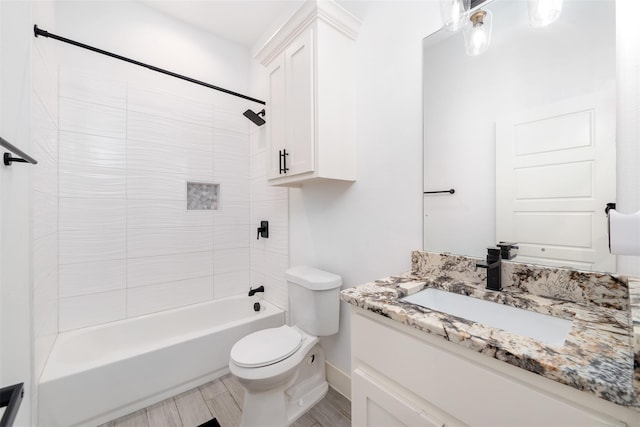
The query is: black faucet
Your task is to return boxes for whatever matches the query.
[497,242,519,260]
[248,285,264,297]
[476,247,502,291]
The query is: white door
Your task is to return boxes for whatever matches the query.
[266,54,286,179]
[496,90,616,271]
[284,27,314,177]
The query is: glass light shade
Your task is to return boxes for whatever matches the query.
[528,0,563,28]
[463,9,492,56]
[440,0,471,32]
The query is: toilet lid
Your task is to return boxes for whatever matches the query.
[231,326,302,368]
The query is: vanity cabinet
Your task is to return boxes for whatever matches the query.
[351,307,634,427]
[255,0,359,187]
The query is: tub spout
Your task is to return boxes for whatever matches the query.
[248,285,264,297]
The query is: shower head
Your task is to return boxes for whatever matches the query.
[243,109,266,126]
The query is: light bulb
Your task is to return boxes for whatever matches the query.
[470,25,488,55]
[440,0,471,32]
[528,0,563,28]
[463,9,492,56]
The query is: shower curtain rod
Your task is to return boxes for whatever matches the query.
[33,25,266,105]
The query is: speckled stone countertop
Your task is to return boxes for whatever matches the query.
[341,251,640,410]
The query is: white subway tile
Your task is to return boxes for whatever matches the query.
[251,224,288,256]
[250,177,288,203]
[128,171,213,201]
[213,269,250,299]
[250,199,288,229]
[59,198,126,231]
[250,150,267,180]
[33,151,58,196]
[251,268,288,312]
[127,276,213,318]
[213,223,250,251]
[32,95,58,160]
[127,226,213,258]
[127,141,213,179]
[128,87,213,128]
[214,200,250,225]
[250,248,289,281]
[127,251,214,288]
[33,44,59,125]
[33,192,58,239]
[59,130,125,169]
[59,290,126,331]
[214,106,250,134]
[59,164,126,199]
[33,233,58,293]
[59,259,126,298]
[214,129,250,157]
[127,199,213,229]
[32,107,58,195]
[127,111,214,152]
[59,98,126,139]
[60,67,126,108]
[213,248,250,275]
[216,178,250,203]
[59,228,126,264]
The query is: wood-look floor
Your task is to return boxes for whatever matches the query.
[99,374,351,427]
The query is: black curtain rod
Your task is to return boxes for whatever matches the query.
[34,25,266,106]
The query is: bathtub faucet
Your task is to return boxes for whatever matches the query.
[248,285,265,297]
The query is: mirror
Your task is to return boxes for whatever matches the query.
[423,0,616,272]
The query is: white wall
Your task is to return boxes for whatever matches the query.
[284,1,442,374]
[1,2,34,425]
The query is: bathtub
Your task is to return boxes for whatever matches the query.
[39,296,284,427]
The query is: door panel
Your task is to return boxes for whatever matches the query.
[266,56,286,179]
[284,28,314,176]
[496,91,616,271]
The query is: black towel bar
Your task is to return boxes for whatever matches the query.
[0,382,24,427]
[1,137,37,166]
[424,189,455,195]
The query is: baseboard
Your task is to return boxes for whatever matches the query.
[326,361,351,400]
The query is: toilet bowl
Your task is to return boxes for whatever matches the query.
[229,266,341,427]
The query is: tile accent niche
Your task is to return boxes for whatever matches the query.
[187,182,219,210]
[57,67,252,331]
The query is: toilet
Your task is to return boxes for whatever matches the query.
[229,266,342,427]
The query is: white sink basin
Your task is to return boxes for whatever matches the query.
[402,288,573,347]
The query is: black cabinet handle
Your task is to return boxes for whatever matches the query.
[279,149,289,174]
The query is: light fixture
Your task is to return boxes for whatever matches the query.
[440,0,471,32]
[463,9,492,56]
[528,0,563,28]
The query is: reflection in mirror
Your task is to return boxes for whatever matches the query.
[423,0,616,272]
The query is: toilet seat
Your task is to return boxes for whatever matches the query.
[230,325,302,368]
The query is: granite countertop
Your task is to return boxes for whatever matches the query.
[342,270,640,410]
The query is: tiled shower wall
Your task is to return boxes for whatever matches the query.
[249,125,289,311]
[32,33,59,379]
[57,67,252,331]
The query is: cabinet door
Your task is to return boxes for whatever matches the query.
[267,54,286,179]
[284,27,315,176]
[352,369,452,427]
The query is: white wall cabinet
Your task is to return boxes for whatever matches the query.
[255,0,360,187]
[351,307,637,427]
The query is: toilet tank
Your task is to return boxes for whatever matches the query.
[285,266,342,336]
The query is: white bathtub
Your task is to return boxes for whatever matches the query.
[39,296,284,427]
